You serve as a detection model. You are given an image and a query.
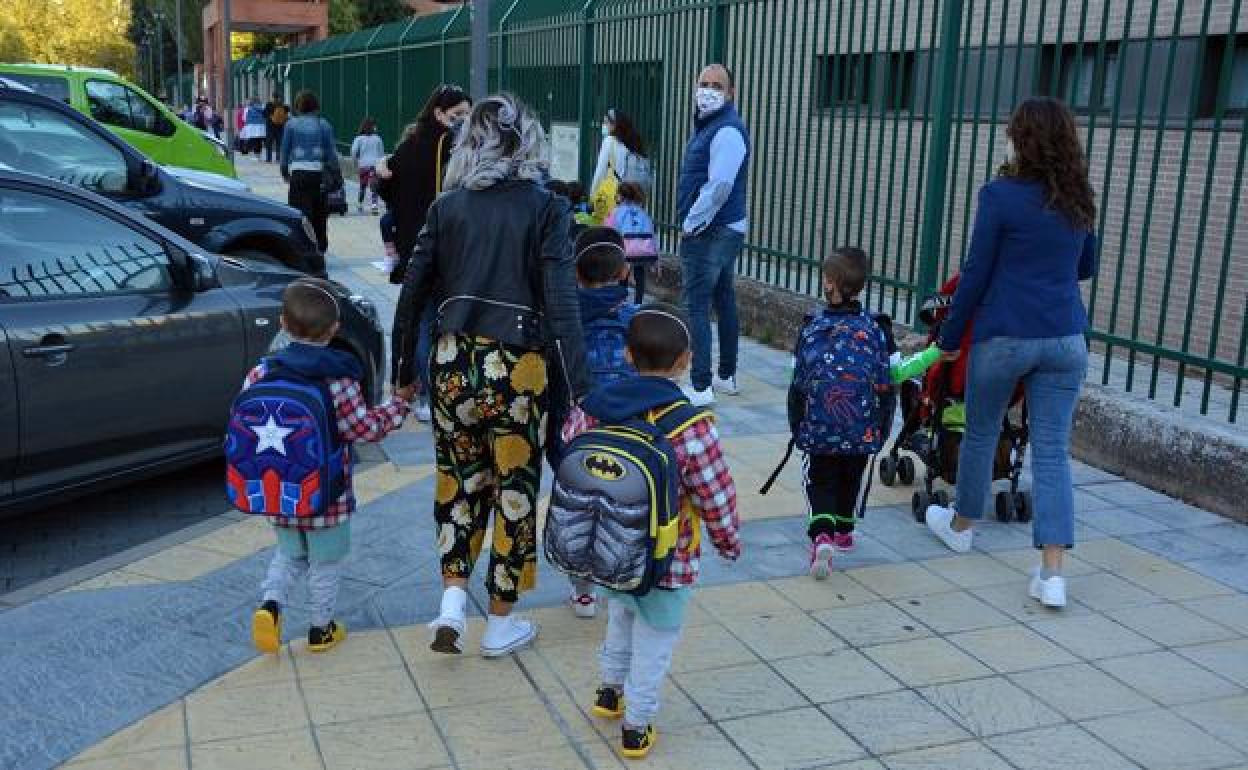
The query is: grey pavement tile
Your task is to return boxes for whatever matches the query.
[0,715,94,770]
[1185,554,1248,593]
[846,563,955,599]
[1078,507,1173,536]
[890,591,1014,635]
[1186,522,1248,555]
[1086,482,1181,508]
[985,724,1138,770]
[111,634,254,692]
[725,707,865,769]
[920,554,1027,589]
[947,625,1079,674]
[1175,696,1248,754]
[827,690,970,756]
[921,676,1065,737]
[881,740,1013,770]
[27,668,187,742]
[372,572,465,629]
[1123,530,1238,564]
[341,544,433,588]
[722,611,846,660]
[1009,662,1155,721]
[1128,501,1230,530]
[969,583,1094,623]
[1096,650,1245,706]
[675,662,807,721]
[966,523,1036,552]
[1083,708,1246,770]
[863,637,993,688]
[811,601,932,647]
[1073,487,1125,512]
[1070,462,1122,484]
[1182,594,1248,635]
[772,650,902,703]
[1108,602,1241,647]
[1066,570,1163,612]
[1176,639,1248,688]
[741,543,818,580]
[1028,612,1160,660]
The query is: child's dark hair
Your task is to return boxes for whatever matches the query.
[823,247,870,300]
[575,226,626,285]
[617,181,645,205]
[358,117,377,135]
[545,179,569,198]
[628,303,691,372]
[282,278,340,341]
[566,180,587,205]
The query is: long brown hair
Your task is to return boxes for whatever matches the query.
[1001,97,1096,231]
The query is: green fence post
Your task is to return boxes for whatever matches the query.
[440,4,466,83]
[709,0,727,64]
[497,0,521,91]
[577,0,600,184]
[915,0,966,312]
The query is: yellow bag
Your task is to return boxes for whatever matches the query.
[590,143,619,224]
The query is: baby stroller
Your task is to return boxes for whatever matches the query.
[878,275,1033,524]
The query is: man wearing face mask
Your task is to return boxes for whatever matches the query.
[375,83,473,420]
[676,64,751,408]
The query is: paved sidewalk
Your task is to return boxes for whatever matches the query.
[3,157,1246,770]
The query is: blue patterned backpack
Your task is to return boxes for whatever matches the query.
[584,304,639,387]
[224,363,347,517]
[793,310,891,455]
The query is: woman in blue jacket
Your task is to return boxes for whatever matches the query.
[925,98,1098,610]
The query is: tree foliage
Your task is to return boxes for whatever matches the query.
[357,0,410,29]
[6,0,135,77]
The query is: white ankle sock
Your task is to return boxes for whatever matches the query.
[440,586,467,619]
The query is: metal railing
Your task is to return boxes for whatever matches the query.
[235,0,1248,424]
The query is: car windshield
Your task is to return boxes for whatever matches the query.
[1,73,71,103]
[0,101,128,194]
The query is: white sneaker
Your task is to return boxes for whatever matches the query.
[1029,570,1067,608]
[428,586,468,654]
[414,402,432,422]
[682,385,716,407]
[481,614,539,657]
[569,592,597,618]
[713,375,741,396]
[925,505,974,553]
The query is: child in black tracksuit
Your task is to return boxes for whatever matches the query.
[788,248,938,579]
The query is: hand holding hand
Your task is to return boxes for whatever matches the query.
[394,384,418,403]
[940,349,961,363]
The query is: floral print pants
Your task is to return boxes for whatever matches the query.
[431,333,548,603]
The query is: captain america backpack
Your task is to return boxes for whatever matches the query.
[224,362,347,517]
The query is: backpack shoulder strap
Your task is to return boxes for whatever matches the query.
[435,133,448,195]
[650,399,714,439]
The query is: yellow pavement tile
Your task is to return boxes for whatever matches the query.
[720,610,846,660]
[188,517,272,558]
[528,639,604,689]
[455,744,592,770]
[71,702,186,761]
[65,569,162,592]
[409,654,538,709]
[189,728,321,770]
[1118,563,1234,601]
[670,623,759,674]
[186,679,308,743]
[845,562,955,599]
[768,573,880,611]
[315,712,451,770]
[125,544,240,582]
[354,464,434,505]
[202,648,297,691]
[921,554,1029,589]
[526,605,610,645]
[290,628,406,680]
[725,706,865,769]
[626,723,754,770]
[1073,538,1172,573]
[301,666,425,725]
[392,621,486,668]
[67,747,187,770]
[694,581,800,619]
[432,695,570,765]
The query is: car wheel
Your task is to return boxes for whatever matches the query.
[225,247,286,268]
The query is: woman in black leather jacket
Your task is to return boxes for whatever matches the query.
[392,93,590,658]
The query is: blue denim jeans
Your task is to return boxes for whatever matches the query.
[413,304,436,402]
[680,226,744,390]
[954,335,1088,548]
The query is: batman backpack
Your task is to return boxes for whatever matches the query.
[544,400,709,596]
[224,362,348,517]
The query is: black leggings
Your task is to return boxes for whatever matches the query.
[288,170,329,254]
[630,260,655,305]
[803,454,870,539]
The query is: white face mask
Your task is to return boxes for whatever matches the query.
[695,87,726,116]
[601,124,611,138]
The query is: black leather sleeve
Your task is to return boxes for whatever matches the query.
[539,196,591,401]
[391,202,439,387]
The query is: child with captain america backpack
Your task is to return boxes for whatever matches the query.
[786,248,940,579]
[225,279,417,655]
[563,226,641,620]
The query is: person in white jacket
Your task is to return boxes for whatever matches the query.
[350,117,386,214]
[590,108,652,209]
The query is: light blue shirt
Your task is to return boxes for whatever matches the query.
[681,126,749,236]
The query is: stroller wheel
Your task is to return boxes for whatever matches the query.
[1015,490,1034,523]
[994,490,1015,523]
[898,456,916,486]
[880,455,898,487]
[912,490,931,523]
[933,489,950,508]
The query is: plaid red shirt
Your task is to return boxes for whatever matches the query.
[562,407,741,588]
[243,364,410,530]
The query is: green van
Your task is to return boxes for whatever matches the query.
[0,63,236,178]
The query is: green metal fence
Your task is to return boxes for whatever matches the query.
[235,0,1248,424]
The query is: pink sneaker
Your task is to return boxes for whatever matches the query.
[833,532,855,552]
[809,535,835,580]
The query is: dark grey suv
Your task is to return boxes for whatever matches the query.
[0,170,384,514]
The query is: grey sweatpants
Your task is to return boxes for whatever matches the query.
[599,599,682,727]
[260,524,349,628]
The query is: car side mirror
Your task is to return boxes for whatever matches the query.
[136,159,161,195]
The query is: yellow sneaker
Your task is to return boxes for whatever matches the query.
[251,601,281,654]
[592,686,624,719]
[620,724,656,759]
[308,620,346,653]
